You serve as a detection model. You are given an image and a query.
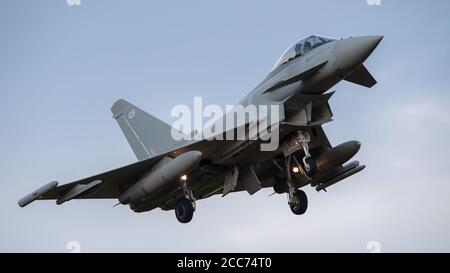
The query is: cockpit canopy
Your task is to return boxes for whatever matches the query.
[271,35,336,71]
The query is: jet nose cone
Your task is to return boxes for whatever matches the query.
[335,35,383,73]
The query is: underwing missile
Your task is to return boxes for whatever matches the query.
[119,151,202,204]
[56,180,102,205]
[316,163,366,192]
[315,141,361,174]
[18,181,59,207]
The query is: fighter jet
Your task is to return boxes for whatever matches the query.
[19,35,383,223]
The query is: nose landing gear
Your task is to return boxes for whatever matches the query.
[303,157,317,177]
[289,188,308,215]
[284,154,309,216]
[281,130,315,216]
[299,132,317,177]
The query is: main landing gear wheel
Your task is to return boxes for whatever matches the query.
[175,197,194,223]
[290,189,308,215]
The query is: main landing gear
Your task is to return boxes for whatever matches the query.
[175,176,196,223]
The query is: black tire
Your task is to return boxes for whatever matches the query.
[175,198,194,223]
[304,157,317,176]
[290,189,308,215]
[273,177,288,194]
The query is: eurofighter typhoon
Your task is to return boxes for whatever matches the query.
[19,35,383,223]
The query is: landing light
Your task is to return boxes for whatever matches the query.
[180,174,188,182]
[292,166,300,174]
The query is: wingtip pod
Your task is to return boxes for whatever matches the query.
[18,181,59,207]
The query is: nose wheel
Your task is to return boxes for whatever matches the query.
[289,189,308,215]
[284,154,309,216]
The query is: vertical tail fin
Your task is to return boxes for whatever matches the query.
[111,99,183,161]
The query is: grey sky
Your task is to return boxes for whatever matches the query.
[1,0,450,252]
